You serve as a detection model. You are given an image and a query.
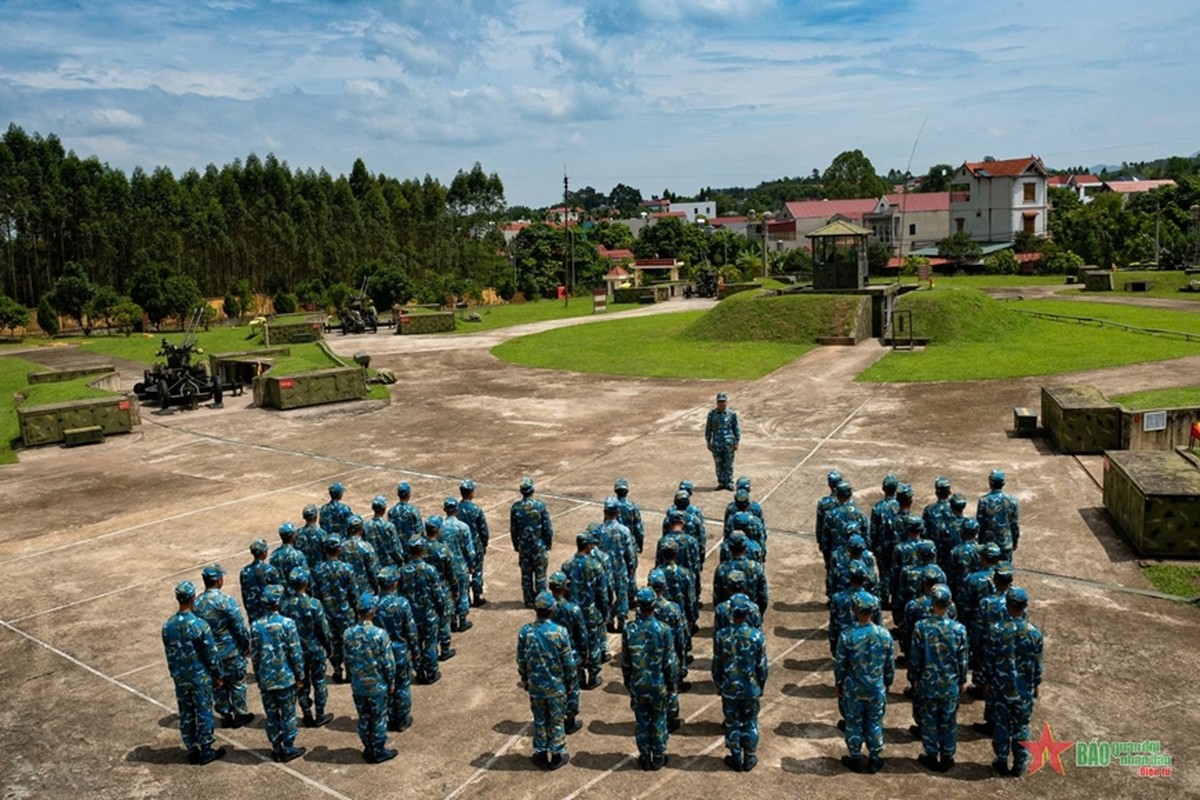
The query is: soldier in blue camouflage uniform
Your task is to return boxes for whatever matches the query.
[675,480,708,558]
[647,569,688,732]
[871,477,901,610]
[935,493,968,570]
[890,522,929,631]
[280,567,333,728]
[341,516,379,597]
[727,502,767,557]
[271,524,308,587]
[816,469,843,569]
[364,495,405,569]
[295,504,326,570]
[421,516,458,661]
[548,571,587,734]
[972,565,1015,735]
[829,563,878,656]
[948,519,981,602]
[712,596,769,772]
[313,535,357,684]
[656,537,697,638]
[713,532,768,614]
[598,497,636,632]
[375,566,418,732]
[659,509,703,607]
[613,477,646,559]
[250,585,306,762]
[623,587,678,771]
[909,584,969,773]
[399,536,447,684]
[725,476,765,530]
[458,479,490,606]
[561,531,609,689]
[902,568,954,726]
[882,483,917,610]
[720,516,765,564]
[388,482,424,542]
[517,590,578,770]
[981,588,1042,777]
[441,497,477,632]
[344,594,398,763]
[962,543,1002,685]
[827,530,878,599]
[714,571,764,633]
[977,469,1020,564]
[705,392,741,490]
[922,476,954,541]
[162,580,226,764]
[835,591,894,774]
[194,564,255,728]
[585,523,616,662]
[240,539,281,622]
[510,477,554,607]
[320,481,354,538]
[822,481,869,569]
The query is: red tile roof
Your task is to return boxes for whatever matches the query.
[1101,179,1176,194]
[782,198,877,220]
[1047,175,1068,186]
[635,258,679,267]
[883,192,950,212]
[961,156,1047,178]
[1067,174,1102,186]
[597,246,634,260]
[651,211,687,218]
[604,266,631,279]
[708,216,747,226]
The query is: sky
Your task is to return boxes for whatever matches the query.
[2,0,1198,208]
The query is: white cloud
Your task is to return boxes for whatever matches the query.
[346,79,388,98]
[91,108,143,130]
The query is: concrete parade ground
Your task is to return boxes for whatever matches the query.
[1,306,1197,800]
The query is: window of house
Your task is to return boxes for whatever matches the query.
[956,218,965,233]
[1023,182,1036,203]
[1023,214,1036,234]
[909,223,916,236]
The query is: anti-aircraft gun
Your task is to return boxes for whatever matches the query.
[132,308,223,410]
[334,278,379,334]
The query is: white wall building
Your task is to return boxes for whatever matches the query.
[949,156,1049,243]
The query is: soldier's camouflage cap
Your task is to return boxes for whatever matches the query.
[962,518,980,534]
[930,584,952,604]
[667,508,686,522]
[407,536,426,553]
[848,534,866,550]
[424,516,443,533]
[534,590,555,611]
[827,469,843,487]
[1006,587,1029,607]
[357,593,377,614]
[836,481,853,497]
[922,566,942,584]
[728,530,748,548]
[733,511,753,529]
[324,534,343,552]
[990,469,1006,484]
[852,591,879,612]
[175,580,197,600]
[519,476,535,494]
[576,531,593,547]
[303,504,319,519]
[372,495,387,509]
[730,595,752,615]
[716,392,728,402]
[916,540,936,559]
[658,537,678,554]
[636,587,656,607]
[289,567,310,588]
[648,568,667,588]
[202,563,225,580]
[897,483,914,500]
[994,564,1014,580]
[727,570,747,588]
[378,566,400,586]
[460,479,476,492]
[882,474,900,490]
[735,489,750,503]
[848,561,868,581]
[548,571,568,588]
[982,543,1002,560]
[679,480,694,493]
[250,538,269,555]
[263,585,284,606]
[906,516,925,532]
[934,476,952,490]
[950,493,968,510]
[443,497,458,511]
[736,476,751,490]
[397,481,412,496]
[604,496,620,511]
[348,515,364,530]
[329,482,345,496]
[278,522,296,537]
[844,521,862,535]
[674,489,690,503]
[614,477,629,490]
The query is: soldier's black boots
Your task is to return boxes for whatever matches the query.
[582,672,602,690]
[547,752,569,770]
[724,753,743,772]
[223,712,255,729]
[917,753,940,772]
[650,753,668,771]
[668,717,681,732]
[564,716,582,734]
[332,667,347,684]
[365,746,398,764]
[196,746,226,765]
[973,721,995,735]
[302,711,333,728]
[440,647,456,660]
[742,753,758,772]
[638,754,652,771]
[274,745,306,763]
[389,714,413,733]
[865,755,883,774]
[939,755,955,773]
[841,755,863,773]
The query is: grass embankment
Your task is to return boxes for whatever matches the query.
[860,288,1200,382]
[1074,269,1200,301]
[1142,564,1200,600]
[19,375,114,406]
[0,355,45,464]
[491,290,881,379]
[453,300,639,334]
[1111,386,1200,411]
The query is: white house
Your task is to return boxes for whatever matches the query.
[949,156,1049,243]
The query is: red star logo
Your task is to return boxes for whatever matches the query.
[1020,722,1074,775]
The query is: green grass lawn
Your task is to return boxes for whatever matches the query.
[453,300,640,334]
[1141,564,1200,599]
[1072,269,1200,301]
[19,375,115,406]
[894,273,1072,289]
[860,288,1200,382]
[1111,386,1200,410]
[0,355,51,464]
[492,311,813,380]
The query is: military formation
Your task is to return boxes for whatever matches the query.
[162,390,1043,779]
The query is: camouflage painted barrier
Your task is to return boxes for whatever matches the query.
[18,391,141,446]
[717,282,760,300]
[208,348,292,390]
[1103,448,1200,557]
[395,311,455,334]
[1082,269,1114,291]
[1121,407,1200,451]
[1042,385,1122,454]
[263,317,324,345]
[26,365,116,384]
[253,367,367,409]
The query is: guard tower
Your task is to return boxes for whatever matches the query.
[807,219,872,290]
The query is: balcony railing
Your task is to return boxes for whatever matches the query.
[950,191,971,203]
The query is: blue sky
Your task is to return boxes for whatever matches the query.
[2,0,1197,207]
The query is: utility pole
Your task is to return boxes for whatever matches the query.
[563,169,570,306]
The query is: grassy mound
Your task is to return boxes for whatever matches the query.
[1112,386,1200,411]
[681,290,867,343]
[19,375,115,406]
[891,288,1027,342]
